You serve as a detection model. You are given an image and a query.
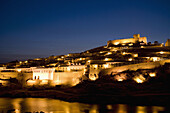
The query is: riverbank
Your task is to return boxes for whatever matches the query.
[0,89,170,106]
[1,67,170,106]
[0,90,170,106]
[0,80,170,106]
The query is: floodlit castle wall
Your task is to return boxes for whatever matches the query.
[107,34,147,46]
[107,38,137,45]
[100,61,161,76]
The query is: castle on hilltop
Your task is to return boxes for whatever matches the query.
[107,34,147,47]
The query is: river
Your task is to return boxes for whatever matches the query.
[0,98,168,113]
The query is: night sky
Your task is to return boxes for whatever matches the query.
[0,0,170,63]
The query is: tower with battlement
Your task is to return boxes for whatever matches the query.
[107,34,147,47]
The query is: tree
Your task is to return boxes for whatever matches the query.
[154,41,159,45]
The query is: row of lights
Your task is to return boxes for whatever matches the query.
[117,72,156,83]
[92,64,109,69]
[114,42,134,46]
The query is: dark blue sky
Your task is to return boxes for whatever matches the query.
[0,0,170,63]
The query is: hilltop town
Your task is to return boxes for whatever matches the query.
[0,34,170,105]
[0,34,170,86]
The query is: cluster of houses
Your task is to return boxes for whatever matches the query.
[0,34,170,86]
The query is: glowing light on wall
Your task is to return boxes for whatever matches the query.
[103,64,109,68]
[117,78,123,81]
[114,73,127,82]
[27,80,36,85]
[152,57,158,62]
[159,51,164,54]
[17,69,21,72]
[128,58,133,61]
[105,58,109,61]
[114,42,120,45]
[133,75,145,83]
[146,57,150,59]
[135,78,143,83]
[122,52,126,55]
[129,43,133,46]
[93,65,98,69]
[107,52,112,55]
[122,41,128,43]
[149,72,156,77]
[133,54,138,57]
[104,58,112,61]
[57,58,62,61]
[84,68,87,72]
[89,74,98,81]
[67,68,70,71]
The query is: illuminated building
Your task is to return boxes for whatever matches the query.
[33,68,55,80]
[107,34,147,47]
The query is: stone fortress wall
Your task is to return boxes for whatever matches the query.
[99,59,170,76]
[107,34,147,46]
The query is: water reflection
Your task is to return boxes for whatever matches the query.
[136,106,146,113]
[0,98,167,113]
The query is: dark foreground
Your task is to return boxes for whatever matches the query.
[0,79,170,106]
[0,89,170,106]
[0,67,170,106]
[1,98,168,113]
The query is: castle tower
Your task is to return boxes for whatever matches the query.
[133,34,140,39]
[165,39,170,46]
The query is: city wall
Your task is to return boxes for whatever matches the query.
[100,61,162,75]
[53,71,84,86]
[107,38,138,45]
[0,72,18,79]
[107,34,147,46]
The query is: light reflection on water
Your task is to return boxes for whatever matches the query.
[0,98,167,113]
